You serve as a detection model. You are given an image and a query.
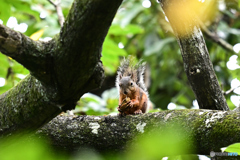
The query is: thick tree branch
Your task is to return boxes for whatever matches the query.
[0,24,51,82]
[159,0,229,110]
[0,75,61,136]
[37,109,240,155]
[53,0,123,103]
[0,0,123,136]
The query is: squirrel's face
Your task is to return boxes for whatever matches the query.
[119,76,136,96]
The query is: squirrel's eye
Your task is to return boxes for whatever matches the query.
[130,82,133,86]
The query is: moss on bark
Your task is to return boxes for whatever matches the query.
[0,0,123,136]
[37,109,240,155]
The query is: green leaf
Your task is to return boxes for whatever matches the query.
[103,36,127,56]
[223,143,240,154]
[0,0,11,24]
[0,82,12,95]
[0,54,9,77]
[80,93,102,104]
[102,36,127,74]
[10,0,40,22]
[109,24,144,35]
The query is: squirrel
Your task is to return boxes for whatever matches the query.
[116,56,149,116]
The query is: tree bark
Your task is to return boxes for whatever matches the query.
[37,109,240,155]
[0,1,234,158]
[158,0,229,111]
[0,0,123,136]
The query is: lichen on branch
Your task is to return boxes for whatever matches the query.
[37,109,240,155]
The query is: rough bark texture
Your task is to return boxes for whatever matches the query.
[37,109,240,155]
[0,75,61,136]
[0,0,236,157]
[159,0,229,111]
[0,0,123,136]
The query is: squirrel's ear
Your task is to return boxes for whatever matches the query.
[119,74,122,79]
[130,73,133,79]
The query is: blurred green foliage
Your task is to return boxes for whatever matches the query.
[125,125,192,160]
[0,123,199,160]
[0,134,67,160]
[75,88,119,115]
[0,0,240,114]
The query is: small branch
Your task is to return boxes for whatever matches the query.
[200,23,234,54]
[47,0,56,7]
[223,85,240,95]
[47,0,65,27]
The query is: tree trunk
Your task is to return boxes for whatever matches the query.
[37,110,240,155]
[158,0,229,111]
[0,0,123,136]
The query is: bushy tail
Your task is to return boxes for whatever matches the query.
[116,56,147,92]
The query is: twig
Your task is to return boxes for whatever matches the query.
[47,0,65,27]
[223,85,240,95]
[47,0,56,6]
[200,23,234,54]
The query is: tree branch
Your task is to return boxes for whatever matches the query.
[37,109,240,155]
[0,24,51,82]
[158,0,229,110]
[0,75,61,136]
[0,0,123,136]
[54,0,123,103]
[223,85,240,95]
[200,23,235,54]
[47,0,65,27]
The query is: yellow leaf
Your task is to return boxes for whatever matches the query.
[164,0,217,37]
[30,29,44,41]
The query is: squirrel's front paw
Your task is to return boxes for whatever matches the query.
[117,106,122,112]
[126,101,133,108]
[134,110,142,115]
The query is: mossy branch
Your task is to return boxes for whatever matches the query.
[37,109,240,155]
[0,0,123,136]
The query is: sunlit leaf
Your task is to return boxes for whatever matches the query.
[223,143,240,154]
[101,36,127,74]
[109,24,144,35]
[30,29,44,40]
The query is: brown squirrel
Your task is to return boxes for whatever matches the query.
[116,57,148,116]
